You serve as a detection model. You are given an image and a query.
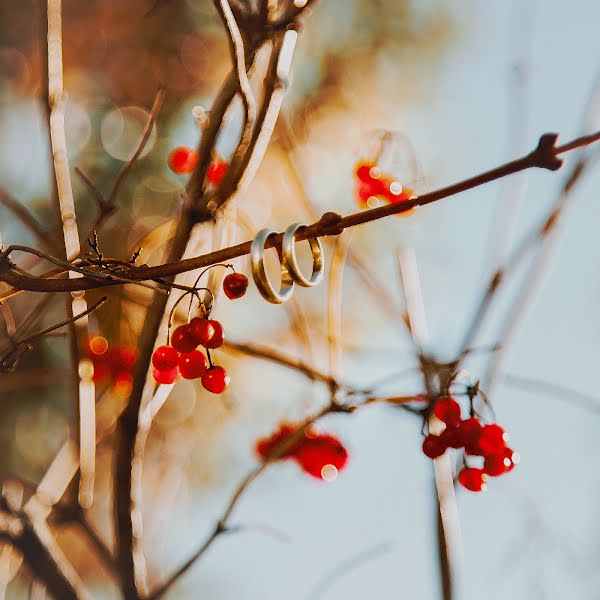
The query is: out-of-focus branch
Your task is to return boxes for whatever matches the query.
[3,131,598,296]
[0,296,107,372]
[0,503,89,600]
[0,190,58,254]
[79,87,166,242]
[147,391,416,600]
[223,339,335,385]
[113,8,302,598]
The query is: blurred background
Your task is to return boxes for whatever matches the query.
[0,0,599,598]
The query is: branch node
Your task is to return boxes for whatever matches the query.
[530,133,564,171]
[318,211,344,236]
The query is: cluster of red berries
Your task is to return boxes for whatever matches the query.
[255,423,348,481]
[422,397,519,493]
[167,146,228,185]
[354,161,415,215]
[86,336,137,397]
[151,272,248,393]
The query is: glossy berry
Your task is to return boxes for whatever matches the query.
[355,162,376,182]
[204,320,224,349]
[294,434,348,480]
[440,426,463,449]
[223,272,248,299]
[201,366,229,394]
[171,324,198,353]
[178,350,208,380]
[207,160,228,185]
[189,317,215,347]
[488,447,518,474]
[255,423,302,460]
[153,366,178,385]
[422,434,446,459]
[458,467,487,492]
[168,146,198,174]
[434,397,462,428]
[458,417,483,444]
[479,424,508,455]
[152,345,179,372]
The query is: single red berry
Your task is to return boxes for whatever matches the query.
[458,417,483,445]
[91,358,111,381]
[189,317,215,347]
[153,366,178,385]
[355,162,376,182]
[255,423,302,460]
[440,425,463,449]
[171,324,198,353]
[223,272,248,300]
[422,434,446,459]
[207,160,228,185]
[168,146,198,174]
[479,424,508,455]
[152,345,179,372]
[204,320,224,349]
[178,350,208,380]
[458,467,487,492]
[294,434,348,480]
[483,452,509,477]
[109,345,137,373]
[434,397,462,428]
[201,365,229,394]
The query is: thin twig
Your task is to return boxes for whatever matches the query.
[0,189,57,253]
[147,392,414,600]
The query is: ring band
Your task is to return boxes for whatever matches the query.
[251,228,295,304]
[281,223,324,288]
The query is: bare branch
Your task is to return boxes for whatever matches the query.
[2,131,598,297]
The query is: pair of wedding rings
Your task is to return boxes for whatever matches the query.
[250,223,324,304]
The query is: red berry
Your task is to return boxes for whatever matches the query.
[171,324,198,353]
[255,423,302,460]
[356,178,386,207]
[204,320,224,349]
[91,358,111,381]
[153,366,178,384]
[109,345,137,372]
[207,160,228,185]
[484,447,519,477]
[458,417,483,445]
[355,162,376,182]
[479,424,508,455]
[152,345,179,372]
[223,272,248,300]
[434,397,462,428]
[440,425,463,449]
[201,366,229,394]
[189,317,215,347]
[483,452,508,477]
[422,434,446,459]
[294,434,348,480]
[178,350,208,380]
[168,146,198,174]
[458,467,487,492]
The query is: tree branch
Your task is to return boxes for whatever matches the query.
[2,131,598,296]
